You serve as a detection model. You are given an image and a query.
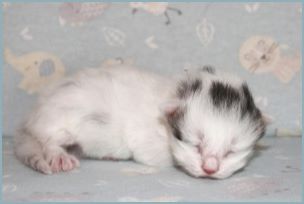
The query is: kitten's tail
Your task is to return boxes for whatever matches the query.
[14,128,52,174]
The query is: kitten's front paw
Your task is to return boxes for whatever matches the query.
[48,153,80,173]
[29,156,52,175]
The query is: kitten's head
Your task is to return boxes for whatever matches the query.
[161,66,266,179]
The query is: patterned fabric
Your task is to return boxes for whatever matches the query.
[2,136,301,201]
[3,3,302,137]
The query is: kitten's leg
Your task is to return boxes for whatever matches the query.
[14,127,80,174]
[14,128,52,174]
[76,119,132,161]
[128,129,173,167]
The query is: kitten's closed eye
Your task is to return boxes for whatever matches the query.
[224,150,234,158]
[196,144,202,154]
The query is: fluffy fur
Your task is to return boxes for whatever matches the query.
[14,65,266,179]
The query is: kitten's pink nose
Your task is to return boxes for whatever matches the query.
[202,156,219,175]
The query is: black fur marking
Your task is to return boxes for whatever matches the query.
[241,83,255,116]
[177,79,202,99]
[191,79,202,93]
[177,82,187,98]
[167,109,185,141]
[240,83,266,139]
[241,83,263,121]
[172,125,183,140]
[209,81,240,109]
[253,109,266,139]
[255,122,266,139]
[258,124,266,139]
[200,65,215,74]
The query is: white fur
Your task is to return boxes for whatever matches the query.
[14,65,263,179]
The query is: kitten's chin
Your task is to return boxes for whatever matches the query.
[180,166,231,179]
[210,162,248,179]
[176,165,204,178]
[207,172,234,179]
[187,171,233,180]
[192,170,232,179]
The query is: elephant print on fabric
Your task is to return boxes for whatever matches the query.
[4,48,65,94]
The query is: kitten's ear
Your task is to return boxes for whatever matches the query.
[159,99,182,118]
[261,113,273,125]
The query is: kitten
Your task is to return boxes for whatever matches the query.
[14,65,266,179]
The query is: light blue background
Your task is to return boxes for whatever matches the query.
[3,2,302,137]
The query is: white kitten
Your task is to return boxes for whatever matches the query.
[14,65,266,179]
